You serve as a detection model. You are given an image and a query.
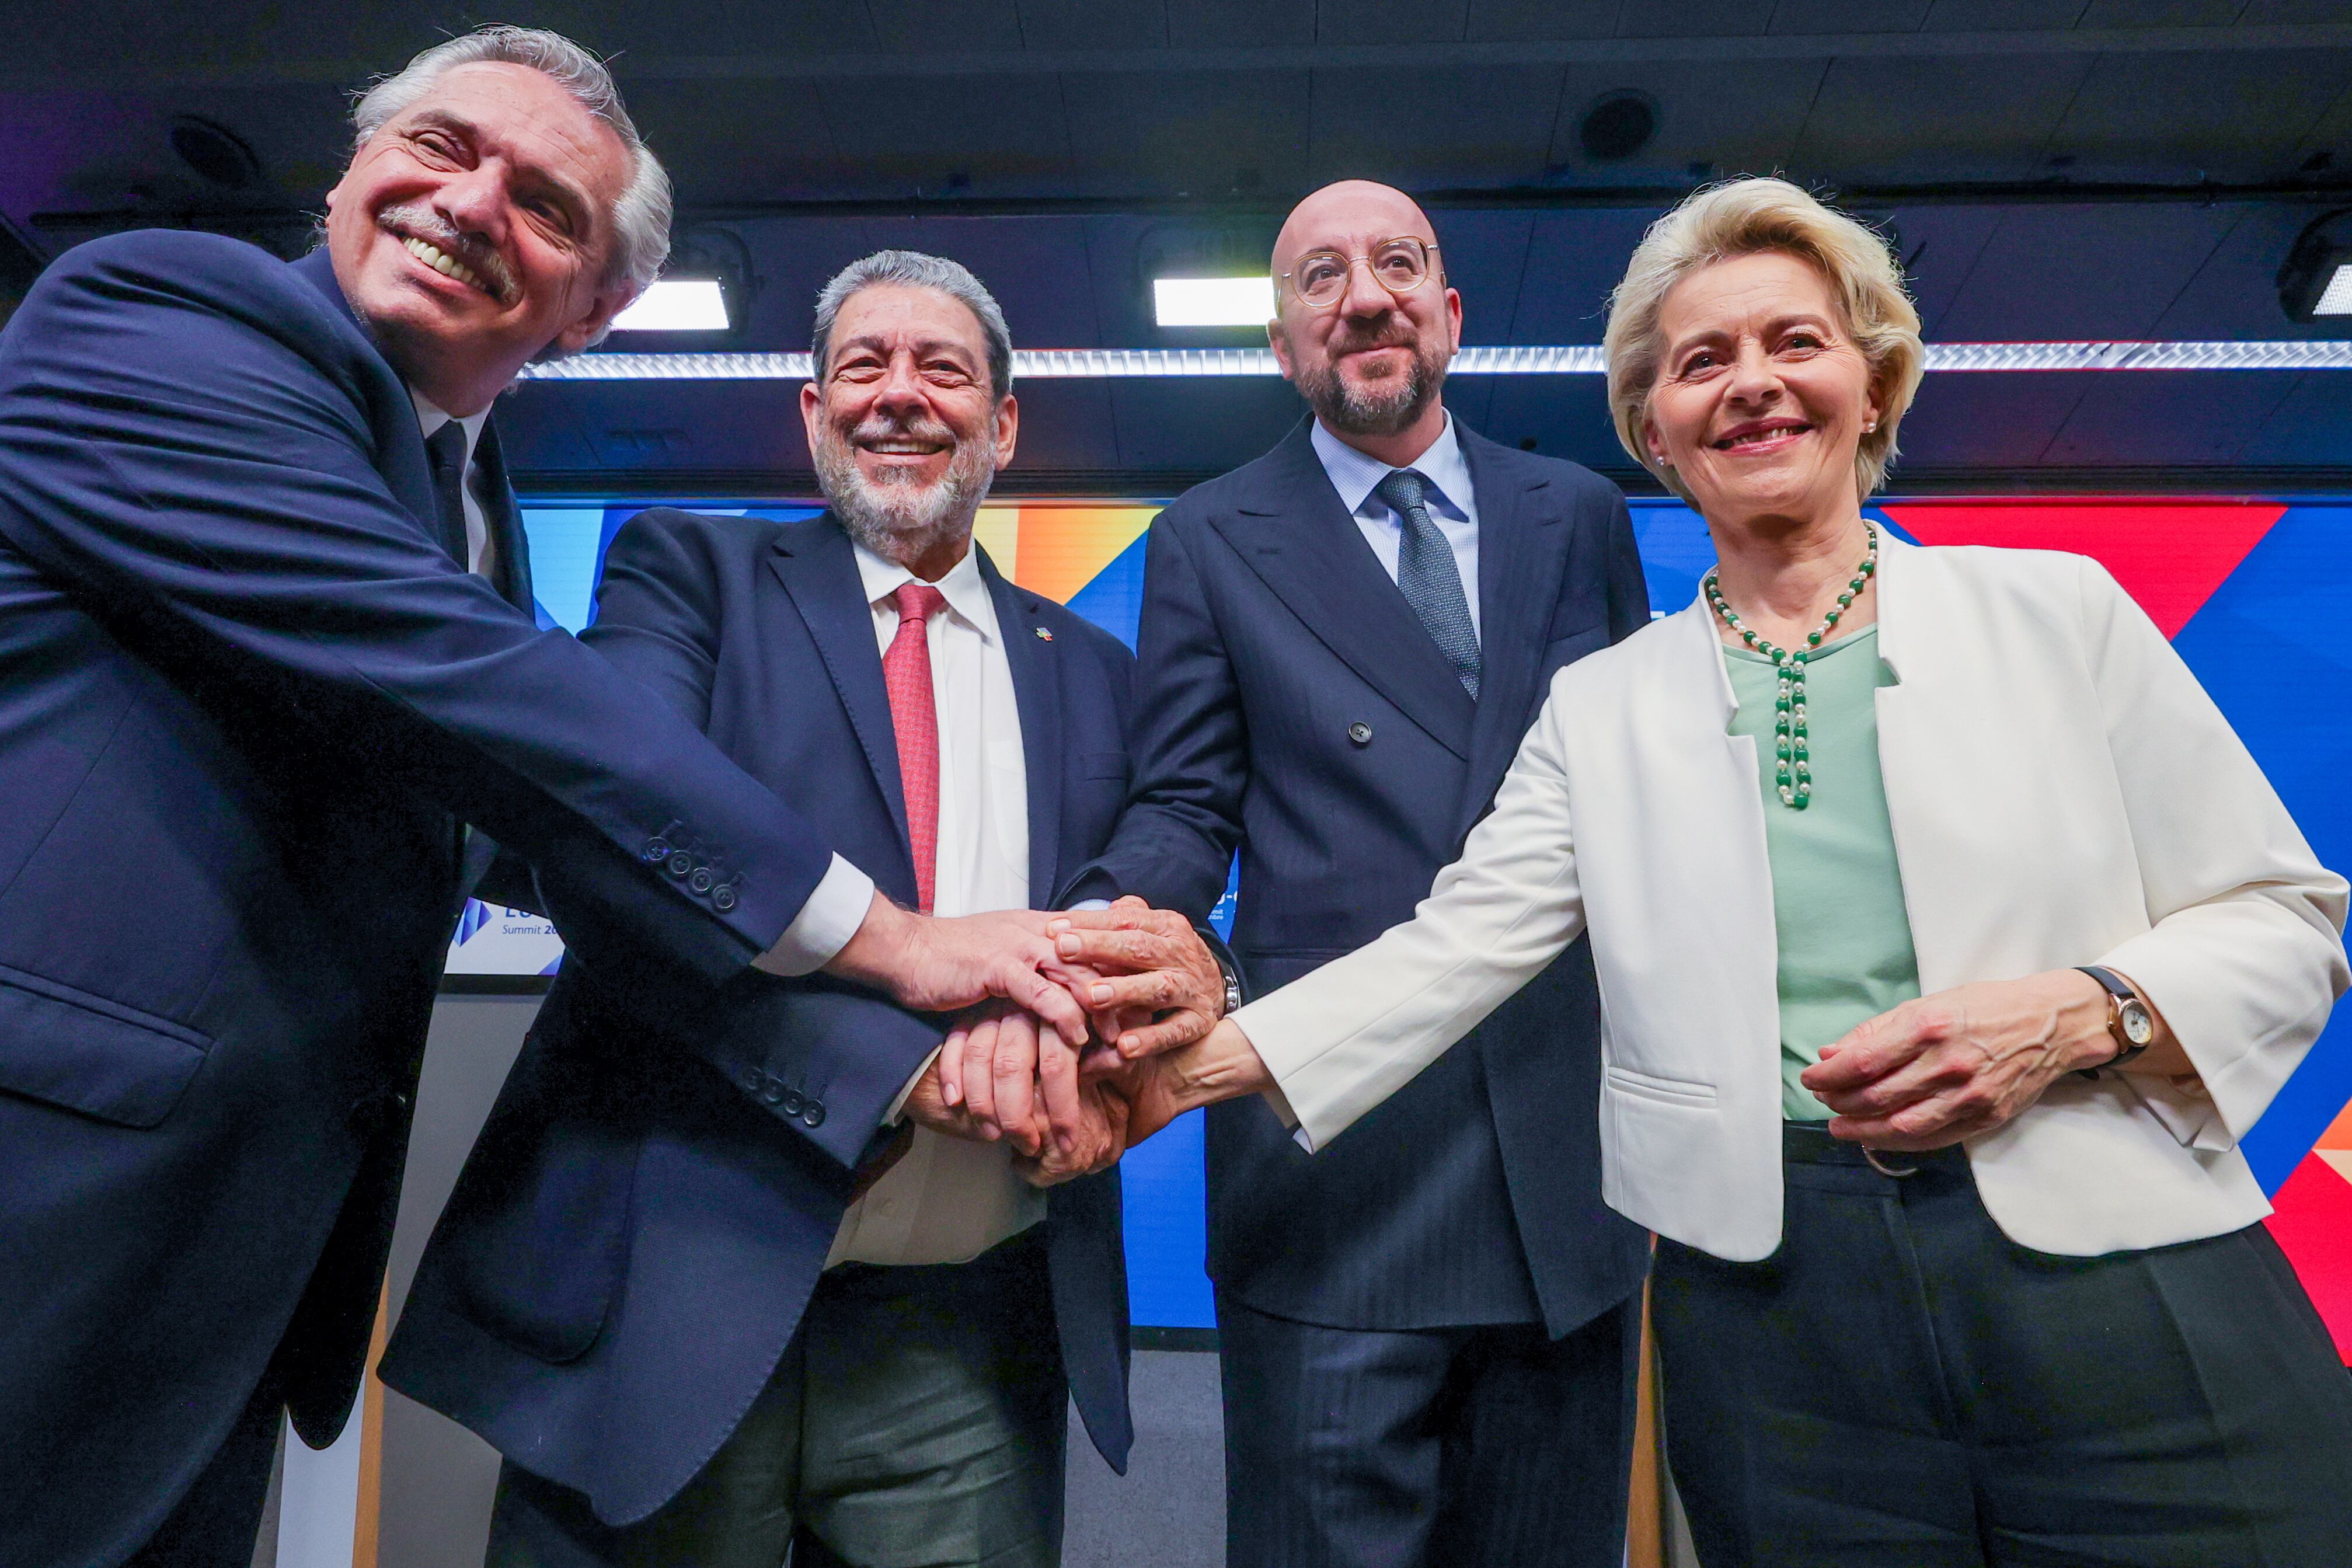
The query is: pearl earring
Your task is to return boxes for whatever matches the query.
[1863,420,1877,433]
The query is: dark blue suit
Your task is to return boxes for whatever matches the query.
[382,509,1136,1530]
[0,237,877,1567]
[1071,417,1653,1564]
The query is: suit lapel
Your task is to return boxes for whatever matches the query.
[766,521,914,865]
[290,248,440,542]
[1212,423,1475,761]
[1454,431,1569,837]
[983,548,1065,905]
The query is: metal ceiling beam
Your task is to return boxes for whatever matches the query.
[521,342,2352,383]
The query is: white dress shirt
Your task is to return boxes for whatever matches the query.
[408,389,497,580]
[1310,409,1482,639]
[825,539,1047,1268]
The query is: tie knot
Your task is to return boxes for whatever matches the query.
[1375,468,1430,518]
[424,420,467,476]
[893,582,947,625]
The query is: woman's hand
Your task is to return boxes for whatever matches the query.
[1801,970,2122,1151]
[1088,1018,1276,1147]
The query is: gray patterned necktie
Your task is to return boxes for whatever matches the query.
[1374,467,1480,699]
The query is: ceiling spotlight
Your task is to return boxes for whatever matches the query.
[611,277,731,333]
[1579,90,1658,163]
[2278,208,2352,323]
[1154,276,1276,328]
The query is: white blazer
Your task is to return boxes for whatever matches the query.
[1237,538,2348,1262]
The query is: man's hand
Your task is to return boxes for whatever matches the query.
[935,999,1097,1160]
[1085,1018,1275,1147]
[1048,896,1228,1057]
[1802,970,2120,1151]
[825,894,1095,1047]
[900,1057,995,1144]
[1011,1079,1131,1188]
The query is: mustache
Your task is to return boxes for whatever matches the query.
[1328,326,1422,358]
[842,411,960,449]
[378,204,518,305]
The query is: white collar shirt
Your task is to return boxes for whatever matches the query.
[1311,408,1483,639]
[408,389,497,580]
[827,538,1046,1267]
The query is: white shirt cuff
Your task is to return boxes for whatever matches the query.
[753,855,876,978]
[1068,898,1111,911]
[887,1046,943,1126]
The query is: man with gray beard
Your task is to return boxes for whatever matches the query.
[384,250,1228,1566]
[1057,180,1656,1567]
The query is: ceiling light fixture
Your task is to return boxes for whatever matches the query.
[2277,209,2352,323]
[611,277,731,333]
[1153,276,1276,328]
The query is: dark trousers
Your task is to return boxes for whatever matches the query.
[123,1367,282,1568]
[1653,1124,2352,1568]
[1217,1290,1638,1568]
[489,1229,1066,1568]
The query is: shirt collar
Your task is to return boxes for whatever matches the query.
[1310,408,1471,522]
[852,535,997,642]
[409,388,491,472]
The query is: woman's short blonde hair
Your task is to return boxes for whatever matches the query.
[1602,177,1924,504]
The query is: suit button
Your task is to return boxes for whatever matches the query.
[781,1090,804,1116]
[643,839,671,862]
[1348,722,1373,746]
[760,1078,784,1105]
[667,852,694,877]
[803,1101,825,1129]
[739,1069,762,1095]
[689,867,715,894]
[712,885,738,912]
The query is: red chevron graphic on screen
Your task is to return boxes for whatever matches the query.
[1880,501,2287,639]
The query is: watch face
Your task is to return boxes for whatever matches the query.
[2120,999,2155,1046]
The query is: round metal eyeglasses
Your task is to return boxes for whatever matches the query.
[1280,237,1441,309]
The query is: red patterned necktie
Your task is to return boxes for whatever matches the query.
[883,582,947,914]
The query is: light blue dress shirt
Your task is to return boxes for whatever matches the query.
[1309,410,1482,639]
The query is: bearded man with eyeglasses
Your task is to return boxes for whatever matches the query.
[1060,179,1655,1568]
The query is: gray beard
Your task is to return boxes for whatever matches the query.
[813,425,996,566]
[1297,339,1449,438]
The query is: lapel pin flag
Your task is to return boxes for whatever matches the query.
[1034,626,1053,641]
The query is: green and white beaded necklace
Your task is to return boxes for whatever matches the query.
[1702,522,1879,811]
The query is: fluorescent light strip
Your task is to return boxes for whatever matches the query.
[522,340,2352,381]
[2313,264,2352,317]
[609,277,730,332]
[1154,276,1277,326]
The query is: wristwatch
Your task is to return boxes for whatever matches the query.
[1214,947,1243,1018]
[2073,966,2154,1078]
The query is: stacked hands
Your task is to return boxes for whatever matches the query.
[894,897,1226,1187]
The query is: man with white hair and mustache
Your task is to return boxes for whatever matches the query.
[0,32,1110,1568]
[384,249,1225,1567]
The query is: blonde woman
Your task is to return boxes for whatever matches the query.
[1074,178,2352,1564]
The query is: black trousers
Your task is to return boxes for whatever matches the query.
[1653,1124,2352,1568]
[1217,1290,1639,1568]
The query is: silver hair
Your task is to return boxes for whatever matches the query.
[811,250,1014,402]
[350,25,672,302]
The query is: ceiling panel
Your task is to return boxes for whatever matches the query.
[1616,3,1781,38]
[1874,205,2006,338]
[1768,0,1938,34]
[2241,373,2352,465]
[2042,371,2305,465]
[1930,203,2241,340]
[810,71,1074,197]
[1919,1,2093,31]
[1057,69,1311,201]
[1165,0,1318,47]
[861,0,1027,54]
[1789,54,2094,184]
[1462,1,1625,41]
[1424,210,1539,346]
[1883,371,2097,468]
[1307,64,1565,188]
[1012,0,1169,47]
[1315,0,1473,44]
[1541,60,1828,186]
[622,81,843,207]
[1476,376,1630,471]
[2074,0,2248,25]
[1104,377,1308,469]
[2145,205,2337,340]
[1503,207,1667,343]
[2044,48,2351,182]
[997,379,1124,474]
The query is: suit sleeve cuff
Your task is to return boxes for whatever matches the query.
[753,855,876,978]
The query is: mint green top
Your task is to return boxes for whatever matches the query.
[1723,628,1924,1121]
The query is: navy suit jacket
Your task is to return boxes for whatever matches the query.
[382,510,1137,1526]
[1071,418,1653,1337]
[0,237,881,1567]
